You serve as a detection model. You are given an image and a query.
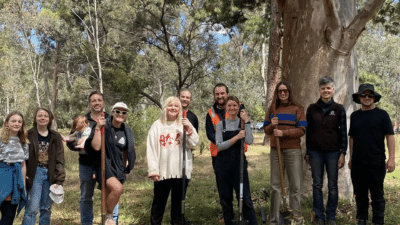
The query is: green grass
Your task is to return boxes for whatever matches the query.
[13,132,400,224]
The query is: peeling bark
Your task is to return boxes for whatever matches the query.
[266,0,282,116]
[279,0,385,199]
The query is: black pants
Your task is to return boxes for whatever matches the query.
[215,150,257,225]
[351,161,386,224]
[150,178,189,225]
[0,201,18,225]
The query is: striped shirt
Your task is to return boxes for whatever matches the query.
[264,103,307,150]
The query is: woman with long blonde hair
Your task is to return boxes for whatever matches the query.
[147,96,199,225]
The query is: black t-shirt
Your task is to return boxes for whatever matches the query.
[38,132,51,165]
[113,126,127,153]
[349,108,393,163]
[187,110,199,133]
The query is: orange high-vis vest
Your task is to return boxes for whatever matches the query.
[208,108,248,157]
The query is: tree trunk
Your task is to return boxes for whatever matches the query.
[6,96,10,115]
[93,0,103,93]
[264,0,282,145]
[42,72,53,108]
[278,0,385,199]
[51,42,61,130]
[33,73,41,107]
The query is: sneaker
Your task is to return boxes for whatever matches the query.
[357,220,366,225]
[106,214,115,225]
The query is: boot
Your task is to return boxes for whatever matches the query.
[357,220,367,225]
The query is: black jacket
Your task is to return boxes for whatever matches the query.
[103,116,136,183]
[306,99,347,154]
[205,103,226,144]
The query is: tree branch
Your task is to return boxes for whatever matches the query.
[323,0,340,29]
[347,0,385,38]
[139,91,162,108]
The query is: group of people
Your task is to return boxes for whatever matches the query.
[263,78,395,225]
[0,107,66,225]
[0,91,137,225]
[0,78,396,225]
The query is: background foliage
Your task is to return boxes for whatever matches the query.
[0,0,399,142]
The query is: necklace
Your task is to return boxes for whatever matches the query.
[112,127,119,139]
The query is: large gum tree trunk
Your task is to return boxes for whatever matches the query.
[277,0,385,199]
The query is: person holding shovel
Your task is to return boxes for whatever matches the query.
[66,91,120,225]
[264,81,307,225]
[215,96,257,225]
[304,77,347,225]
[147,96,199,225]
[90,102,136,225]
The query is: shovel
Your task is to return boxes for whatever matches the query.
[276,136,291,225]
[101,113,106,225]
[181,110,188,225]
[232,119,249,225]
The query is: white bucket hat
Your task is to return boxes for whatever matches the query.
[49,184,64,204]
[112,102,130,111]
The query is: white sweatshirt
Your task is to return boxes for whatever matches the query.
[147,119,199,180]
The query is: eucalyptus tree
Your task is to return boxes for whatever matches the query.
[357,23,400,120]
[100,0,219,108]
[203,0,391,199]
[0,30,31,117]
[0,0,47,107]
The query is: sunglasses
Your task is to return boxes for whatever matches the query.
[114,110,128,115]
[278,89,289,94]
[359,94,375,98]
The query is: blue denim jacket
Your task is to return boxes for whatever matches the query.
[0,161,27,214]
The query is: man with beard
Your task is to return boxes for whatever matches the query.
[67,91,119,225]
[349,84,396,225]
[179,89,199,133]
[206,83,230,170]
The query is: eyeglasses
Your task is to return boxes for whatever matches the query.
[278,89,289,94]
[359,94,375,98]
[114,110,128,115]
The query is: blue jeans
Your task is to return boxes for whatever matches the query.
[309,150,341,221]
[22,166,52,225]
[79,164,119,225]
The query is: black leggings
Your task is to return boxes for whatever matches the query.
[0,201,18,225]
